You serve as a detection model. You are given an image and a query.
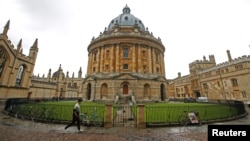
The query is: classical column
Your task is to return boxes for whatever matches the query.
[100,46,104,72]
[147,46,152,73]
[97,48,101,72]
[160,53,166,76]
[151,47,155,73]
[110,44,115,72]
[115,44,120,72]
[87,52,93,74]
[137,44,141,73]
[132,44,136,72]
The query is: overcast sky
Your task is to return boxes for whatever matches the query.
[1,0,250,79]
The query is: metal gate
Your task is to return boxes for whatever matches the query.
[113,105,137,127]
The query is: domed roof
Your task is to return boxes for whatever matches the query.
[107,5,145,31]
[52,64,65,78]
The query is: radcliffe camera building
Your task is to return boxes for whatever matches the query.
[0,5,249,104]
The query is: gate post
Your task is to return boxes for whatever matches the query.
[137,104,146,128]
[104,104,113,128]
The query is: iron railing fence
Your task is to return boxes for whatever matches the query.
[145,100,246,126]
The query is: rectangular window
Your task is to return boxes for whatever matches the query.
[203,83,208,90]
[123,64,128,69]
[231,79,238,87]
[105,64,109,70]
[242,91,247,98]
[123,48,129,58]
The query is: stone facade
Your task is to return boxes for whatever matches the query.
[82,5,167,102]
[167,50,250,103]
[0,20,38,99]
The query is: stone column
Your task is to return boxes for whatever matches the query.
[147,46,152,73]
[132,44,136,72]
[87,52,93,74]
[115,44,120,72]
[161,53,166,76]
[151,47,155,73]
[110,45,114,72]
[104,104,113,128]
[137,104,146,128]
[97,47,101,72]
[100,46,104,72]
[137,44,141,73]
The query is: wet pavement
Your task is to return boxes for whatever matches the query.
[0,106,249,141]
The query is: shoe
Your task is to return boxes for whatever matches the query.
[78,129,84,132]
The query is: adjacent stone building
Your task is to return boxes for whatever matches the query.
[0,20,38,99]
[168,50,250,103]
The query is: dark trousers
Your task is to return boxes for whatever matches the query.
[65,112,80,130]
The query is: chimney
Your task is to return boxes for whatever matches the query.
[227,50,232,62]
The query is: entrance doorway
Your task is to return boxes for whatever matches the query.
[87,83,91,100]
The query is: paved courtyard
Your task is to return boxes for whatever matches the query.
[0,106,249,141]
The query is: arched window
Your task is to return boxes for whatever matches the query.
[15,65,24,86]
[101,83,108,96]
[0,48,7,77]
[123,84,128,94]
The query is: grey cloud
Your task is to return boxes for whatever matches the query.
[16,0,71,31]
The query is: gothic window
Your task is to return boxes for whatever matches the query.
[123,48,129,58]
[15,65,24,86]
[73,82,77,88]
[68,82,71,87]
[231,79,238,87]
[0,48,7,77]
[241,91,247,98]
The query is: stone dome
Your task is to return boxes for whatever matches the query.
[52,64,65,78]
[107,5,145,31]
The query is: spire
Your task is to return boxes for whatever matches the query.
[2,20,10,35]
[78,67,82,78]
[79,67,82,73]
[17,39,22,52]
[31,38,38,49]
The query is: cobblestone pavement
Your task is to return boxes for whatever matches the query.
[0,106,249,141]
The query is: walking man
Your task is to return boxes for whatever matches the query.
[65,98,83,132]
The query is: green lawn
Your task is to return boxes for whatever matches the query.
[13,101,244,124]
[145,102,241,123]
